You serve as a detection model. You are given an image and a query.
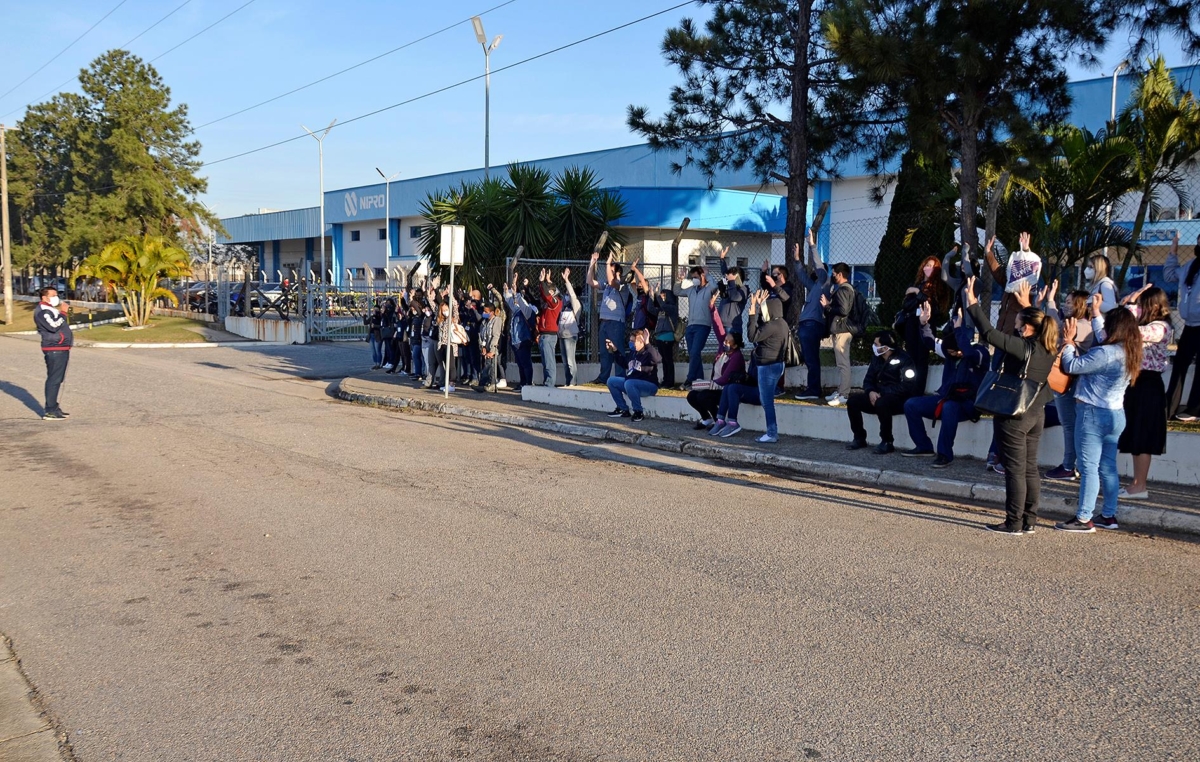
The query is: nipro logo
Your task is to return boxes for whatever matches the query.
[343,190,386,218]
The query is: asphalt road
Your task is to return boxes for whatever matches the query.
[1,340,1198,762]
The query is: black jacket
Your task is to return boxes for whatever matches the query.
[967,302,1055,409]
[35,302,73,351]
[863,349,919,399]
[613,345,663,385]
[747,300,789,365]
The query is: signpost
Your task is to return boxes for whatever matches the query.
[440,225,466,398]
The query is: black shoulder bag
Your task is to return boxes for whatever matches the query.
[974,347,1043,417]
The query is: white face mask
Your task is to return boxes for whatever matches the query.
[1084,266,1095,280]
[872,344,887,357]
[48,296,61,307]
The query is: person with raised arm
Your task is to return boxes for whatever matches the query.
[794,229,830,401]
[588,250,631,384]
[557,268,582,387]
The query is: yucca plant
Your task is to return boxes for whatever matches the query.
[501,163,554,258]
[70,234,191,327]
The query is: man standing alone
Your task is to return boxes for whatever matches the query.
[35,287,73,420]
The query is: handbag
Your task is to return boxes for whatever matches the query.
[783,331,803,368]
[1047,349,1071,394]
[450,323,469,346]
[974,350,1044,417]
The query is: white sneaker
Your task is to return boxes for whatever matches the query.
[825,391,840,401]
[497,379,508,389]
[756,434,778,443]
[381,364,394,370]
[1118,487,1148,500]
[827,394,847,407]
[441,384,455,393]
[1176,413,1198,422]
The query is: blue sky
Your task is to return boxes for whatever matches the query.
[0,0,1192,218]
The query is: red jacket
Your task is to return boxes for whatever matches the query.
[536,284,564,335]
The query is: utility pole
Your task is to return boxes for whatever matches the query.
[1,124,15,326]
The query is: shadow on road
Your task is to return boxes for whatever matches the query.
[0,380,43,417]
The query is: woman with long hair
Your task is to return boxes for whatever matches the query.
[1084,253,1119,315]
[686,332,746,429]
[897,255,953,394]
[434,296,461,393]
[1056,308,1143,532]
[965,278,1058,535]
[1113,286,1173,501]
[1042,285,1096,481]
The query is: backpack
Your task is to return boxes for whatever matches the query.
[847,287,869,338]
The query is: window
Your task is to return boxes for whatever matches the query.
[350,230,361,242]
[409,226,422,239]
[378,228,387,240]
[374,268,387,280]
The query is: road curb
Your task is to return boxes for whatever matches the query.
[0,637,68,761]
[78,341,292,349]
[336,378,1200,539]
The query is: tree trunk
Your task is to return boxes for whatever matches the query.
[958,121,986,308]
[785,0,812,269]
[1118,186,1152,289]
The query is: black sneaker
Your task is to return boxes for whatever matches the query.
[42,411,67,421]
[1044,465,1078,481]
[1021,523,1037,535]
[985,522,1022,536]
[631,411,645,422]
[901,448,935,458]
[57,410,70,418]
[846,439,868,451]
[873,442,895,455]
[1054,518,1096,533]
[931,455,952,468]
[1093,515,1119,531]
[607,407,629,418]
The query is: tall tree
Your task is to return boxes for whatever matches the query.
[627,1,875,267]
[9,50,219,267]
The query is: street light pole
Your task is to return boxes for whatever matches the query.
[375,168,400,272]
[0,124,16,326]
[302,120,337,289]
[470,17,502,178]
[1103,61,1129,262]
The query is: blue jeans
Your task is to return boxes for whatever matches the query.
[757,361,785,437]
[539,333,559,386]
[608,377,658,413]
[798,320,824,396]
[1054,390,1078,469]
[370,335,383,365]
[1075,403,1126,521]
[559,335,577,386]
[904,395,975,460]
[597,320,626,382]
[411,341,424,378]
[421,338,437,383]
[684,323,711,384]
[513,340,533,386]
[720,383,761,422]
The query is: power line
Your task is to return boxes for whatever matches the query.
[1,1,195,121]
[193,0,521,131]
[0,0,132,103]
[203,0,698,167]
[149,0,259,63]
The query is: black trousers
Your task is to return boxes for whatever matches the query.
[847,392,905,443]
[654,339,676,388]
[1167,325,1200,418]
[994,409,1046,530]
[686,388,722,420]
[43,350,70,414]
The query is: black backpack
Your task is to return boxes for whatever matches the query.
[847,287,870,338]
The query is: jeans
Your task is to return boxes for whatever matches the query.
[757,361,785,437]
[684,324,711,385]
[1054,389,1078,470]
[1075,403,1126,522]
[480,353,499,389]
[1167,324,1200,418]
[832,332,853,396]
[513,340,533,386]
[995,410,1046,530]
[597,320,626,382]
[904,395,975,460]
[538,333,559,387]
[720,383,761,422]
[654,339,677,387]
[559,335,578,386]
[798,320,824,396]
[369,335,383,365]
[411,340,424,379]
[421,338,437,384]
[847,392,906,443]
[43,350,69,414]
[608,377,658,413]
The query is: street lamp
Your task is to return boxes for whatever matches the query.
[375,167,400,268]
[470,16,502,177]
[1103,61,1129,262]
[301,119,337,290]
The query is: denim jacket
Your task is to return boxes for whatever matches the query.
[1061,343,1130,410]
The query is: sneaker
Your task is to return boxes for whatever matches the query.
[382,364,394,371]
[988,460,1006,475]
[1175,413,1198,422]
[497,379,508,389]
[756,433,778,443]
[371,364,382,370]
[931,455,953,468]
[694,421,712,430]
[872,442,895,455]
[1044,465,1078,481]
[901,448,936,458]
[986,454,997,469]
[827,394,847,407]
[440,384,455,393]
[1093,515,1119,530]
[42,411,67,421]
[719,423,742,438]
[794,392,820,401]
[631,411,645,422]
[1117,487,1148,500]
[985,522,1022,536]
[709,423,726,436]
[1021,523,1037,535]
[1054,518,1096,533]
[773,389,786,399]
[607,407,629,418]
[58,410,70,418]
[846,439,868,451]
[825,391,840,401]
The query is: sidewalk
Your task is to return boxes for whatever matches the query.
[338,372,1200,539]
[0,638,64,761]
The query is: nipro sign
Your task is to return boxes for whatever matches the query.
[326,185,387,223]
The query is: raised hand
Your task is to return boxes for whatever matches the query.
[761,259,770,274]
[1013,280,1032,308]
[985,236,995,255]
[719,246,730,260]
[793,243,802,261]
[1019,231,1031,252]
[1063,317,1078,343]
[964,276,978,306]
[807,227,816,247]
[539,268,547,282]
[562,267,571,281]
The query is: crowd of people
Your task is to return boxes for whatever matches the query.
[361,229,1200,535]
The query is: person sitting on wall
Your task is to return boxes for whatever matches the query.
[846,330,919,454]
[606,328,663,423]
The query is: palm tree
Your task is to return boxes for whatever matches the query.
[70,234,191,327]
[1112,56,1200,286]
[501,163,554,259]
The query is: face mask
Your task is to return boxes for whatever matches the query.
[872,344,887,357]
[48,296,61,307]
[923,265,934,279]
[1084,267,1095,280]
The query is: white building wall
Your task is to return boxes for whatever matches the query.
[343,219,389,276]
[279,239,306,276]
[829,176,894,266]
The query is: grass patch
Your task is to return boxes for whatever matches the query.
[0,300,123,334]
[84,316,212,343]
